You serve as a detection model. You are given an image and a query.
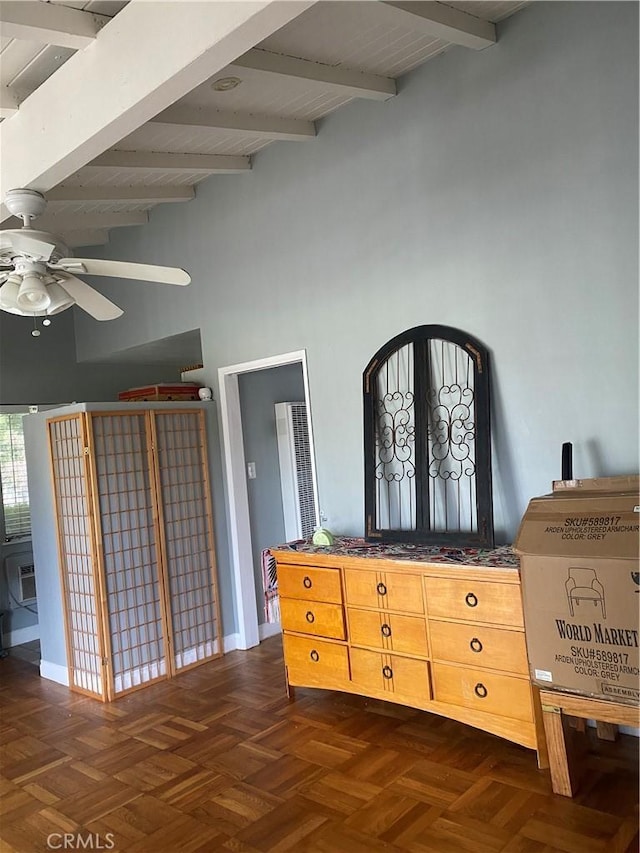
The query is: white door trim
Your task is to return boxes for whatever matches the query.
[218,349,319,649]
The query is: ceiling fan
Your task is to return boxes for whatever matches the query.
[0,188,190,323]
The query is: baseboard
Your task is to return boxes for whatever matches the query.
[4,623,40,648]
[40,660,69,686]
[222,630,275,651]
[222,632,241,653]
[259,621,281,641]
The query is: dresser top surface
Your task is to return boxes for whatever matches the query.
[270,537,519,572]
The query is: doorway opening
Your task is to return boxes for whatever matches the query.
[0,406,39,659]
[218,350,319,649]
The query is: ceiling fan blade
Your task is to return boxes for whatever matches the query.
[3,231,57,260]
[56,257,191,285]
[56,274,124,321]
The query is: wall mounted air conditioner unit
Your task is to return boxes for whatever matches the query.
[5,553,37,606]
[275,402,318,541]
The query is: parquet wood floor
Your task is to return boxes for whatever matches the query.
[1,637,637,852]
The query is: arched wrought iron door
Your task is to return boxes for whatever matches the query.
[363,325,494,547]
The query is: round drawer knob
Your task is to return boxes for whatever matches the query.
[382,665,393,679]
[470,637,483,653]
[377,582,387,596]
[310,650,319,662]
[305,611,315,624]
[465,592,478,608]
[303,576,313,589]
[474,682,488,698]
[381,623,392,638]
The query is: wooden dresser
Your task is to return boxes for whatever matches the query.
[271,540,548,767]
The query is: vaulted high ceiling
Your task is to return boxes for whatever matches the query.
[0,0,528,249]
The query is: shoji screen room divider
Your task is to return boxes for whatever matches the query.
[48,408,221,701]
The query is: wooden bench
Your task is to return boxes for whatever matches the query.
[539,690,640,796]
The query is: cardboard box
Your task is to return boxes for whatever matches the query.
[118,383,201,402]
[515,475,640,705]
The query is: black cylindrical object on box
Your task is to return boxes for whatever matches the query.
[561,442,573,481]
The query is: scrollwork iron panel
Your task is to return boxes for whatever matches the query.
[364,325,494,547]
[426,338,477,534]
[373,344,416,531]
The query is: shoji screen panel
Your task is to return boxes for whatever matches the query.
[88,412,169,697]
[49,415,106,700]
[152,410,221,671]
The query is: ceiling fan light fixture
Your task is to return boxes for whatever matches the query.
[17,271,51,312]
[0,274,22,313]
[1,189,191,324]
[45,280,75,315]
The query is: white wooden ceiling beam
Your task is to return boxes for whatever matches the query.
[5,212,149,232]
[231,49,396,101]
[0,87,19,119]
[47,186,195,204]
[0,2,109,49]
[0,0,315,209]
[151,106,316,141]
[0,86,18,118]
[88,151,252,173]
[380,2,496,50]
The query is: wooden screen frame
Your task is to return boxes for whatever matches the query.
[86,409,171,699]
[48,413,109,700]
[48,407,223,701]
[150,409,223,674]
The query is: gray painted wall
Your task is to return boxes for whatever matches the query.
[29,5,640,637]
[0,309,181,404]
[238,363,305,624]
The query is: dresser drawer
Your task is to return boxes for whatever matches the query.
[350,648,431,703]
[281,598,346,640]
[429,621,528,675]
[432,662,533,722]
[348,608,428,657]
[425,577,523,627]
[278,564,342,604]
[344,569,424,613]
[283,634,349,688]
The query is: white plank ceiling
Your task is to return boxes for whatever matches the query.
[0,0,529,248]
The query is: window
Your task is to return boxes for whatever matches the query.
[363,325,494,547]
[0,413,31,540]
